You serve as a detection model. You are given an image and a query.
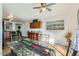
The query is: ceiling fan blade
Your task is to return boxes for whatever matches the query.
[3,18,9,21]
[39,9,42,13]
[41,3,47,6]
[47,3,56,6]
[46,8,52,11]
[33,7,41,9]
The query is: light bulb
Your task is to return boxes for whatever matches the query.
[8,14,13,21]
[41,7,46,11]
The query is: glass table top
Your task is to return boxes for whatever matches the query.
[7,39,56,56]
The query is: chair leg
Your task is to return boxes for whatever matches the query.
[72,50,78,56]
[66,41,71,56]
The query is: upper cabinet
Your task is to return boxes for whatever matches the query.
[30,19,42,28]
[4,21,12,31]
[4,20,22,31]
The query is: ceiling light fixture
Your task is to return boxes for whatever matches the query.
[33,3,56,13]
[7,14,13,21]
[41,7,46,11]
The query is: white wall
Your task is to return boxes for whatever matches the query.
[21,22,28,36]
[4,21,27,37]
[3,3,79,46]
[11,21,27,36]
[24,4,79,46]
[42,4,79,46]
[0,3,2,56]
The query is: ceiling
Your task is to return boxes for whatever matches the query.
[3,3,77,22]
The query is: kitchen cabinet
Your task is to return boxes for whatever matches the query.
[27,31,40,41]
[30,20,42,28]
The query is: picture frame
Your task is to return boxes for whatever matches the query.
[46,20,64,30]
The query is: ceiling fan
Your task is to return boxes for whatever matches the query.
[33,3,56,13]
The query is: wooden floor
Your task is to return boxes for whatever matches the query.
[3,39,11,56]
[48,44,68,56]
[3,42,11,56]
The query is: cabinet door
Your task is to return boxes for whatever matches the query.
[31,23,34,28]
[4,31,11,42]
[30,23,32,28]
[30,21,42,28]
[38,21,42,28]
[35,22,38,28]
[4,22,12,31]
